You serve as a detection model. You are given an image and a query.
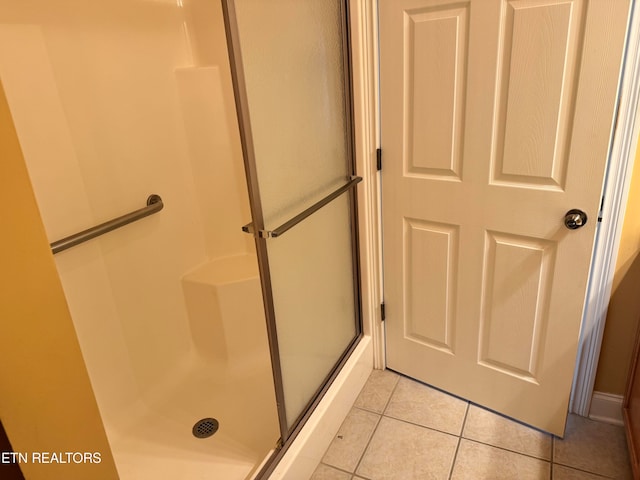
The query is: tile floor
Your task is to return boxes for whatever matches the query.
[310,370,633,480]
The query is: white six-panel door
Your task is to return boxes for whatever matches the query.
[380,0,630,435]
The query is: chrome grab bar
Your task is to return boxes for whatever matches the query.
[50,194,164,254]
[242,176,362,238]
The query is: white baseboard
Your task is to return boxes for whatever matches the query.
[267,336,373,480]
[588,391,624,426]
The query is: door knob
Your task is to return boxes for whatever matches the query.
[564,209,588,230]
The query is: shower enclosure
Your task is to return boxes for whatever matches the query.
[0,0,361,478]
[222,0,362,450]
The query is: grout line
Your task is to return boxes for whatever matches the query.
[354,372,400,416]
[551,461,617,479]
[317,407,379,478]
[461,437,553,464]
[466,401,551,436]
[351,410,382,478]
[381,372,401,414]
[318,462,357,477]
[459,400,470,436]
[381,412,467,439]
[448,437,463,480]
[349,371,401,478]
[448,402,470,480]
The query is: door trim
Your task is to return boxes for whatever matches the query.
[571,0,640,416]
[351,0,384,368]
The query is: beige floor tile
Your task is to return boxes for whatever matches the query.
[553,414,632,479]
[552,464,610,479]
[322,407,380,473]
[310,464,353,480]
[356,416,459,480]
[462,404,552,460]
[384,377,468,435]
[451,439,550,480]
[354,369,400,413]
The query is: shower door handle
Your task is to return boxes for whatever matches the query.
[241,176,362,238]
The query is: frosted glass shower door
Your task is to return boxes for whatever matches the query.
[223,0,361,437]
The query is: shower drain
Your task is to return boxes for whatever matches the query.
[192,418,219,439]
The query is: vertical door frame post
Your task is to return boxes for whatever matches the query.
[571,0,640,416]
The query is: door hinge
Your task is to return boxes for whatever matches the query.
[381,302,386,321]
[598,195,604,222]
[376,148,382,171]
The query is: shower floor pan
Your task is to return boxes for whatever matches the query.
[107,354,278,480]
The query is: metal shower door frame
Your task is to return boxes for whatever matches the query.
[221,0,363,451]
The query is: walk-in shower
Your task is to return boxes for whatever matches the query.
[0,0,362,478]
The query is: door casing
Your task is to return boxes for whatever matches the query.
[570,0,640,416]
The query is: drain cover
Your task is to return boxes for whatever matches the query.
[192,418,219,439]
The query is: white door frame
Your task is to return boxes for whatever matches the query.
[351,0,384,368]
[353,0,640,415]
[570,0,640,415]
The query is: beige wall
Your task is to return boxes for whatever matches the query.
[0,80,118,479]
[595,144,640,394]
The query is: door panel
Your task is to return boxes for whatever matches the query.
[479,231,556,381]
[404,4,468,180]
[381,0,630,435]
[267,194,357,428]
[232,0,350,228]
[404,218,459,354]
[495,1,582,190]
[224,0,361,438]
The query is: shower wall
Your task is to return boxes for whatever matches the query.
[0,0,266,444]
[0,78,120,480]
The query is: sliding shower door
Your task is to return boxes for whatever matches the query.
[223,0,361,438]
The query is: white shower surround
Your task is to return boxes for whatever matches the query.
[0,0,381,478]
